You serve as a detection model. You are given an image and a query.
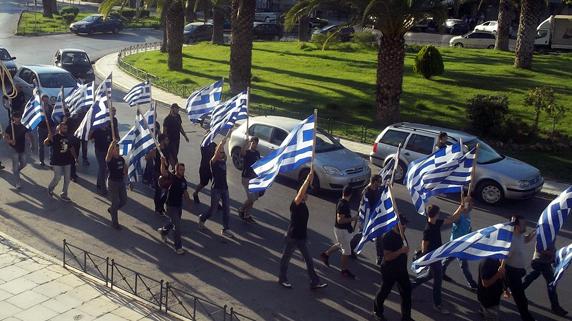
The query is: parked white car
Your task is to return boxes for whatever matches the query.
[13,65,77,105]
[474,21,498,33]
[449,31,496,49]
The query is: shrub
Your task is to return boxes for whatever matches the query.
[298,42,315,51]
[60,6,79,17]
[138,9,150,18]
[466,95,509,139]
[352,31,378,48]
[413,45,444,79]
[61,13,76,24]
[120,8,137,20]
[311,32,338,50]
[524,86,556,134]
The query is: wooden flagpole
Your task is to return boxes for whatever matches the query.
[388,184,409,247]
[106,75,116,141]
[9,98,15,146]
[311,109,317,173]
[389,143,402,187]
[246,87,250,136]
[466,143,480,198]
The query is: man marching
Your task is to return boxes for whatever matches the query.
[105,141,128,230]
[46,122,77,202]
[4,112,30,190]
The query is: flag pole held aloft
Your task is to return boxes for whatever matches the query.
[311,108,317,171]
[467,143,480,197]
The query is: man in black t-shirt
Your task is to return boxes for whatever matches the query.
[238,136,261,223]
[4,113,30,189]
[278,171,328,290]
[478,258,505,321]
[157,157,191,255]
[46,122,77,202]
[91,117,118,195]
[199,136,233,238]
[320,186,358,278]
[411,202,464,314]
[66,111,82,181]
[192,135,216,205]
[357,175,384,264]
[162,104,189,166]
[373,216,412,321]
[146,134,170,214]
[105,142,127,230]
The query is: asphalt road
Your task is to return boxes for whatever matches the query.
[0,2,571,320]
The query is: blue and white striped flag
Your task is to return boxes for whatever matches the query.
[380,145,400,185]
[118,126,136,156]
[411,222,514,273]
[550,243,572,289]
[73,76,112,141]
[186,80,223,123]
[21,93,44,130]
[201,91,248,147]
[51,90,65,124]
[536,186,572,251]
[123,82,151,107]
[144,101,156,133]
[354,186,398,254]
[66,81,94,117]
[248,115,315,193]
[127,112,155,182]
[406,142,476,215]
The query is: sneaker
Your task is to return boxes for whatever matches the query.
[0,163,5,170]
[310,283,328,290]
[193,192,200,204]
[15,183,21,190]
[112,224,122,230]
[552,306,568,317]
[245,216,257,224]
[238,209,246,220]
[319,252,330,267]
[60,194,71,202]
[442,274,453,282]
[221,229,234,238]
[279,280,292,289]
[376,257,383,266]
[198,220,206,231]
[175,248,186,255]
[157,228,167,242]
[372,313,387,321]
[433,305,450,315]
[107,208,111,215]
[341,269,356,279]
[71,175,78,182]
[47,188,54,197]
[40,161,45,167]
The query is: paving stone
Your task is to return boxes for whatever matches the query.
[14,259,46,273]
[0,287,13,301]
[56,274,86,289]
[47,308,96,321]
[0,265,30,282]
[14,304,59,321]
[2,318,23,321]
[41,298,74,314]
[6,290,50,309]
[0,277,38,295]
[53,292,85,311]
[93,313,130,321]
[33,279,74,298]
[77,295,118,318]
[0,301,23,319]
[68,283,105,302]
[24,268,64,285]
[109,306,150,321]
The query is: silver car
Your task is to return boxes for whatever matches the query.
[13,65,77,105]
[449,31,496,49]
[228,116,371,192]
[369,122,544,205]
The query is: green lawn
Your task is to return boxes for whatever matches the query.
[17,11,160,35]
[122,42,572,181]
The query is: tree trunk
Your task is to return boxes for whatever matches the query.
[50,0,57,14]
[161,0,172,52]
[185,0,196,23]
[495,0,511,51]
[299,15,310,42]
[453,0,461,18]
[42,0,53,18]
[514,0,544,69]
[375,35,405,125]
[167,0,184,71]
[229,0,256,94]
[212,6,225,44]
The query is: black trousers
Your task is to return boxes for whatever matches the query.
[374,268,412,320]
[70,137,80,177]
[506,265,535,321]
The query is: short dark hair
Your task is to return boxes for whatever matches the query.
[438,132,448,139]
[342,185,353,197]
[250,136,259,143]
[171,103,179,109]
[427,204,440,218]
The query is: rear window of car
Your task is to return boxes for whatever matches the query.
[405,134,434,155]
[249,124,273,142]
[379,129,409,147]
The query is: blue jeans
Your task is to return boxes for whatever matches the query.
[199,188,230,230]
[95,149,108,191]
[442,257,478,288]
[522,260,561,309]
[48,165,71,196]
[413,261,443,306]
[11,152,26,186]
[161,206,183,249]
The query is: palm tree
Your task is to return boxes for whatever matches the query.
[494,0,511,51]
[229,0,256,94]
[286,0,444,125]
[185,0,197,22]
[514,0,545,68]
[42,0,55,18]
[166,0,185,70]
[195,0,229,44]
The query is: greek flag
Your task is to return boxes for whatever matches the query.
[186,80,223,123]
[201,91,248,147]
[118,126,136,156]
[536,186,572,251]
[248,115,315,193]
[123,82,151,107]
[380,146,400,185]
[411,222,514,273]
[354,186,398,254]
[550,243,572,289]
[21,93,44,130]
[73,77,111,140]
[127,112,155,182]
[406,142,476,215]
[51,90,65,124]
[144,101,156,133]
[66,81,94,117]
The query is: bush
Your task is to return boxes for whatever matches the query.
[298,42,316,51]
[311,32,339,49]
[60,6,79,17]
[413,45,444,79]
[138,9,150,18]
[61,13,76,24]
[352,31,378,48]
[467,95,509,139]
[120,8,137,20]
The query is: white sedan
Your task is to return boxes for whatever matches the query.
[474,21,497,33]
[449,31,496,49]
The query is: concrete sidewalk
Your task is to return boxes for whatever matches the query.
[0,232,175,321]
[94,51,571,197]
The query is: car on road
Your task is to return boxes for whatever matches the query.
[183,22,213,44]
[449,31,496,48]
[13,65,77,105]
[309,17,329,29]
[313,25,355,41]
[253,22,283,40]
[70,14,123,35]
[474,20,498,33]
[0,48,18,76]
[53,49,94,83]
[254,11,281,23]
[443,18,470,35]
[228,116,371,192]
[413,17,438,32]
[369,122,544,205]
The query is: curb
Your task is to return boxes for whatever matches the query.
[0,230,61,266]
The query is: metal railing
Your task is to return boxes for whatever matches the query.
[62,240,255,321]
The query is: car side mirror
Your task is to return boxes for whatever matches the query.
[90,60,95,65]
[11,56,16,60]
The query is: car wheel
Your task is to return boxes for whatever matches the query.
[476,180,504,205]
[113,27,119,34]
[454,43,463,48]
[390,161,407,184]
[231,147,244,170]
[87,29,93,35]
[487,45,494,49]
[298,169,320,194]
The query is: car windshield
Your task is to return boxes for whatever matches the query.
[315,130,344,153]
[0,49,11,60]
[184,24,199,31]
[465,139,504,164]
[82,15,100,22]
[62,52,90,65]
[39,72,77,88]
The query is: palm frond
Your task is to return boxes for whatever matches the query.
[99,0,124,16]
